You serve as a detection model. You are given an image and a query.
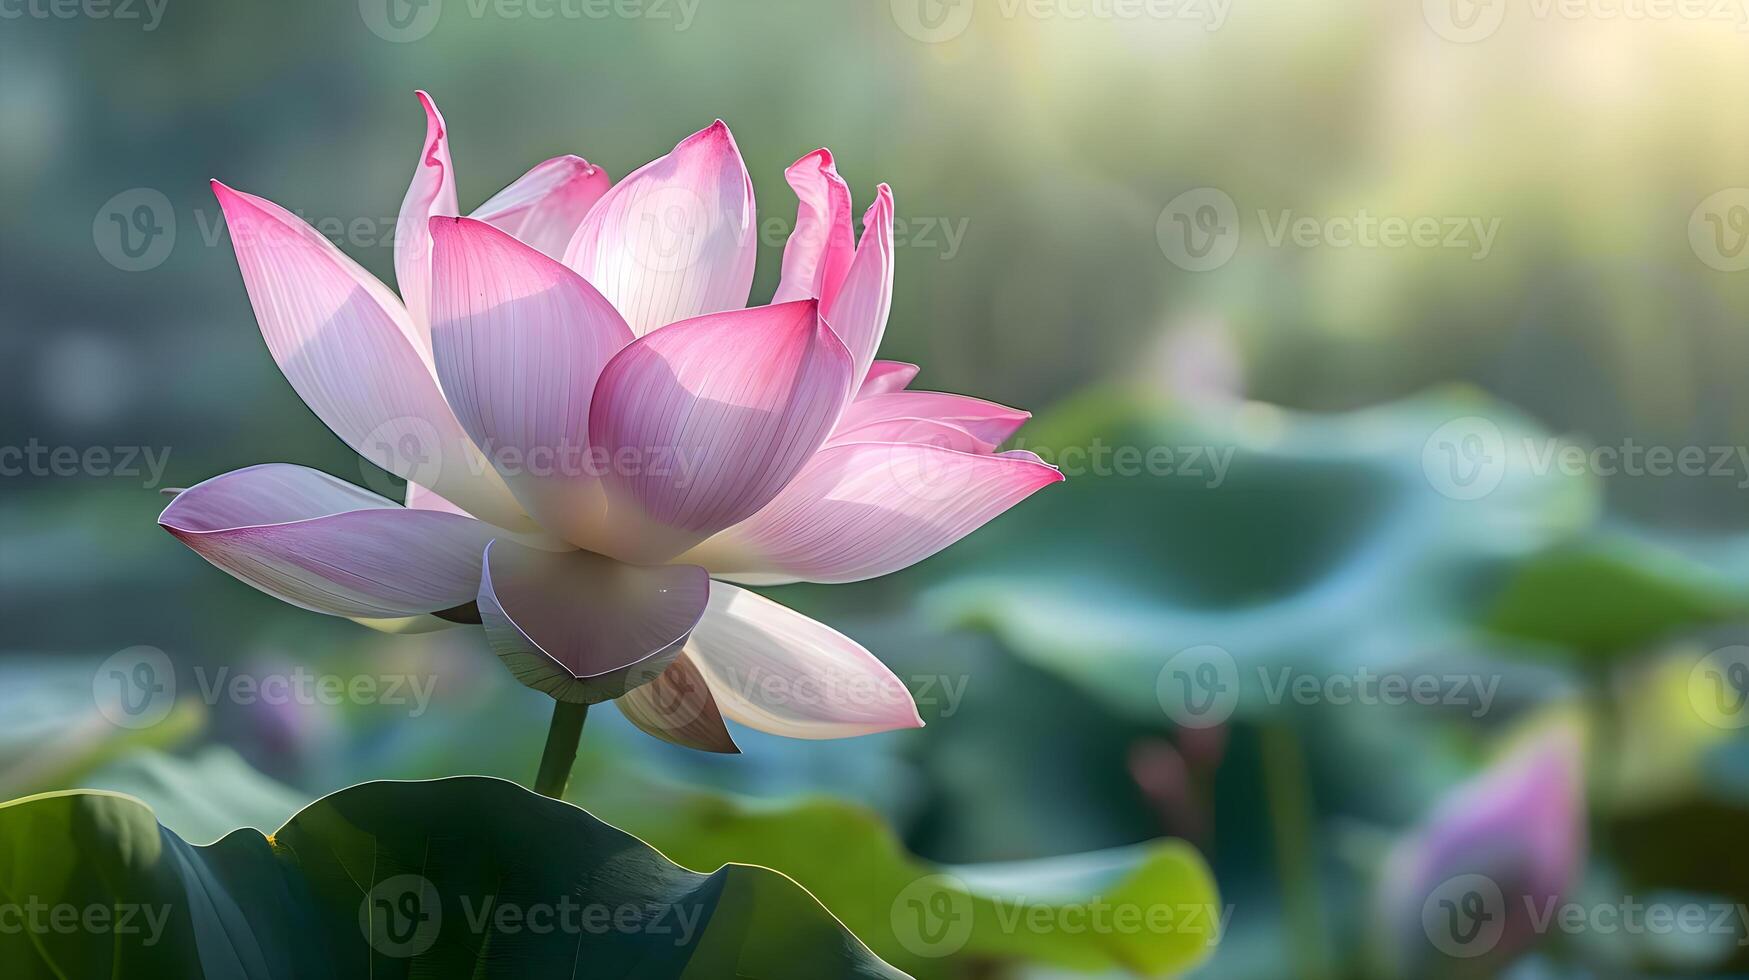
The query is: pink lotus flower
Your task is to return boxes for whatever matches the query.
[160,93,1061,754]
[1376,724,1586,974]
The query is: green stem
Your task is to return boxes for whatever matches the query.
[533,700,589,799]
[1261,722,1330,980]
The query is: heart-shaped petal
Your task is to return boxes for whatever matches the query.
[477,540,710,703]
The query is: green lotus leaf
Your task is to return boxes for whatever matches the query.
[0,775,904,979]
[1483,536,1747,655]
[927,383,1598,721]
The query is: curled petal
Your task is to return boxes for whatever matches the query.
[562,120,756,336]
[685,444,1064,584]
[429,217,633,548]
[773,149,855,306]
[395,90,460,341]
[830,390,1031,452]
[473,155,611,259]
[687,583,922,739]
[616,650,740,753]
[822,184,894,387]
[858,360,920,398]
[477,540,710,703]
[210,181,529,529]
[159,464,496,618]
[586,301,854,563]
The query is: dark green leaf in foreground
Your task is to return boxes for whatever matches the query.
[0,776,904,979]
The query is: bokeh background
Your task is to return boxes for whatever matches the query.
[8,0,1749,975]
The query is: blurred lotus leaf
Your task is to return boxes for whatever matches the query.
[926,383,1597,721]
[0,776,906,979]
[1482,536,1748,656]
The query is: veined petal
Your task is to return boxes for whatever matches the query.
[562,120,756,336]
[477,540,710,703]
[822,184,894,387]
[687,583,921,739]
[586,300,854,563]
[159,464,497,618]
[210,181,531,530]
[615,650,740,753]
[830,391,1031,451]
[428,217,633,548]
[404,481,470,516]
[773,149,854,306]
[684,444,1063,584]
[473,155,611,260]
[858,360,919,397]
[395,90,460,342]
[825,417,988,454]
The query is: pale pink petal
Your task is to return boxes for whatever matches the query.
[211,181,530,530]
[825,417,988,454]
[477,540,710,703]
[428,217,634,548]
[616,650,740,753]
[858,360,919,397]
[586,300,854,563]
[684,445,1063,584]
[160,464,496,618]
[394,91,460,342]
[772,149,855,306]
[562,121,756,336]
[830,390,1031,451]
[404,481,470,516]
[473,155,611,260]
[686,583,921,739]
[822,184,894,386]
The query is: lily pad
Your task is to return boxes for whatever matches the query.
[84,745,1222,979]
[1483,536,1747,655]
[0,776,905,979]
[582,775,1222,978]
[927,383,1597,721]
